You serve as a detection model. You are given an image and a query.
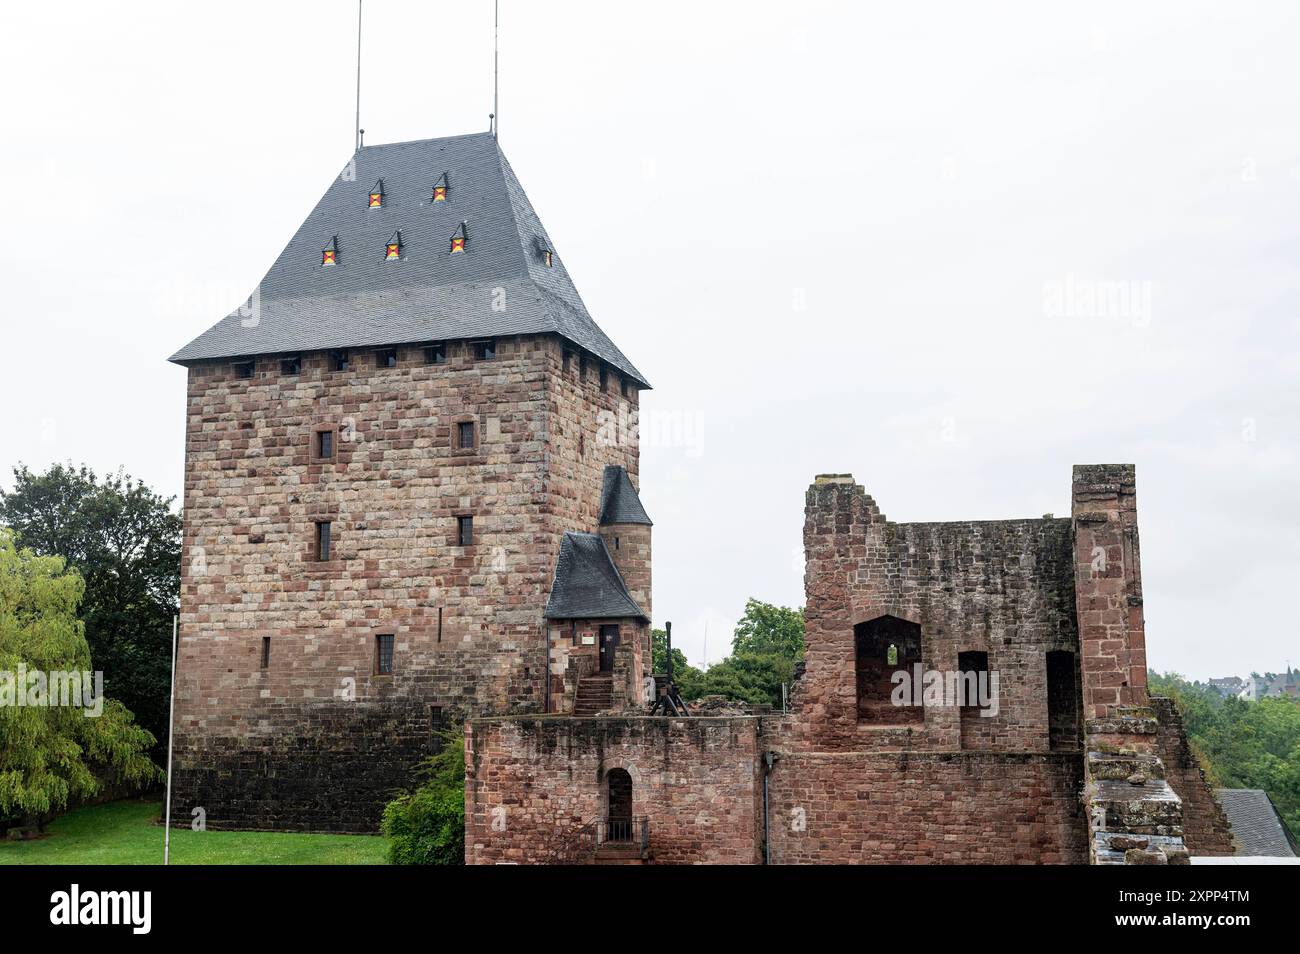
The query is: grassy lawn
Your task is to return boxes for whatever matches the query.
[0,799,388,865]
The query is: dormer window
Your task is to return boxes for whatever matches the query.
[449,222,468,254]
[368,179,384,208]
[432,172,449,203]
[543,249,554,268]
[321,235,338,267]
[385,231,402,261]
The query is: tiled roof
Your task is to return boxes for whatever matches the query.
[544,532,647,621]
[169,132,648,388]
[1216,788,1298,857]
[598,466,652,526]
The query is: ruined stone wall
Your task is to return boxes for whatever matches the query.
[1151,697,1236,855]
[465,717,762,864]
[764,747,1087,864]
[1071,464,1148,720]
[173,334,636,831]
[795,476,1080,752]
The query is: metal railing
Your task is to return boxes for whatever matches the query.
[581,817,649,853]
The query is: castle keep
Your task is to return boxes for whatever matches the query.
[466,466,1236,864]
[169,133,652,830]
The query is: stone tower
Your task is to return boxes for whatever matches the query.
[168,132,653,831]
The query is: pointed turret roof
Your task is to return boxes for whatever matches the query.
[544,532,647,621]
[169,132,648,388]
[599,466,652,526]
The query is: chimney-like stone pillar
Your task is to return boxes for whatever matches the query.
[1071,464,1148,721]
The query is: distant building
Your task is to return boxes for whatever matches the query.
[1208,676,1245,697]
[1238,670,1298,702]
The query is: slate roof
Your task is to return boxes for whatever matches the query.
[599,466,653,526]
[168,132,649,388]
[1216,789,1299,857]
[544,532,647,621]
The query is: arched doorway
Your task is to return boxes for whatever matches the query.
[606,768,633,842]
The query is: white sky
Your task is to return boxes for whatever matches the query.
[1,1,1296,680]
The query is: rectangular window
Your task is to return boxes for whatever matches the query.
[473,339,495,361]
[234,361,254,380]
[281,356,301,375]
[457,515,473,547]
[599,366,608,391]
[430,705,445,750]
[316,429,334,460]
[330,350,350,372]
[425,343,446,365]
[260,637,271,670]
[376,348,397,368]
[562,349,573,373]
[620,379,629,398]
[457,421,475,450]
[375,634,394,675]
[578,355,588,380]
[315,521,332,561]
[957,651,990,708]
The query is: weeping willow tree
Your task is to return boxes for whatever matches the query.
[0,530,159,832]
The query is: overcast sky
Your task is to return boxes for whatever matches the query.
[1,1,1296,680]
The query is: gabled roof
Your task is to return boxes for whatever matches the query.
[599,466,652,526]
[544,532,647,621]
[168,132,648,388]
[1217,789,1299,857]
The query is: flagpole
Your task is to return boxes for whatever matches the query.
[164,614,178,865]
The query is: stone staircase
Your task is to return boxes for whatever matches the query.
[1084,705,1190,865]
[573,672,614,716]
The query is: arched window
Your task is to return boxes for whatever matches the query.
[854,615,923,724]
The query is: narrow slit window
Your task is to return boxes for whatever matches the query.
[316,429,334,460]
[425,343,446,365]
[457,515,473,547]
[620,378,629,398]
[375,634,394,675]
[430,705,445,750]
[457,421,476,449]
[315,521,332,561]
[599,366,609,391]
[260,637,271,670]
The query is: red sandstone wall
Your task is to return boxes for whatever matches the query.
[796,477,1079,752]
[465,717,762,864]
[1151,697,1236,855]
[765,749,1087,864]
[1071,464,1148,720]
[173,333,642,829]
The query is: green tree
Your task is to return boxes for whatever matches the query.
[0,530,159,831]
[0,464,181,754]
[381,728,466,864]
[730,598,805,660]
[680,652,795,709]
[1150,670,1300,834]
